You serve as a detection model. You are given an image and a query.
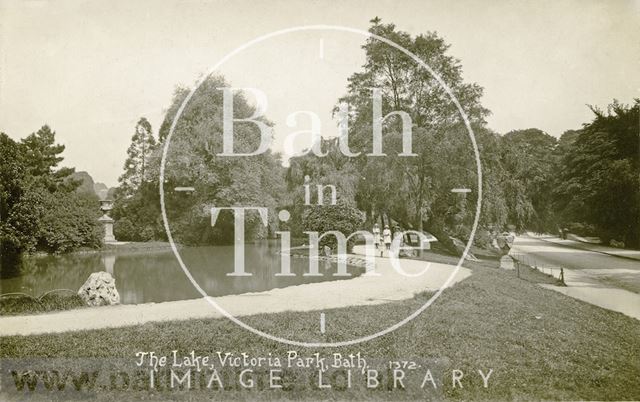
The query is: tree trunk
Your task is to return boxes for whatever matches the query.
[423,220,459,256]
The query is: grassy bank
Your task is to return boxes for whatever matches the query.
[1,259,639,401]
[0,293,85,316]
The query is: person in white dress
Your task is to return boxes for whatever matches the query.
[372,223,381,250]
[383,225,392,255]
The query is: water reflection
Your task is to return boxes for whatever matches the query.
[0,241,356,304]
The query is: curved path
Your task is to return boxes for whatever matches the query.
[0,247,470,336]
[511,234,640,320]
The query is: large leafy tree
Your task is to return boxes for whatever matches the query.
[554,101,639,247]
[0,127,102,269]
[114,75,286,245]
[500,129,558,232]
[0,133,26,269]
[284,137,361,238]
[160,75,285,245]
[312,19,498,253]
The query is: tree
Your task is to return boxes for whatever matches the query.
[0,133,26,271]
[322,19,494,253]
[1,127,102,266]
[285,137,360,238]
[9,184,102,253]
[160,76,285,245]
[500,129,558,232]
[302,201,365,252]
[113,76,286,246]
[158,86,190,143]
[553,100,639,247]
[118,117,156,196]
[111,180,163,242]
[20,125,76,191]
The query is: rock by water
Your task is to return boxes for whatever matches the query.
[78,271,120,306]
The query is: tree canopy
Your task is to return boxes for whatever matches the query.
[553,101,639,247]
[113,76,286,245]
[0,127,102,268]
[111,19,639,253]
[118,117,157,197]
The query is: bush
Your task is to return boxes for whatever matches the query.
[140,225,156,241]
[566,222,597,237]
[473,228,494,249]
[111,183,165,243]
[37,191,103,253]
[114,217,137,241]
[301,202,365,252]
[8,184,102,253]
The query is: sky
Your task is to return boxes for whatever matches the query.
[1,0,639,187]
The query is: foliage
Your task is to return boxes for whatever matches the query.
[111,181,163,242]
[284,20,639,254]
[284,138,360,238]
[0,127,102,260]
[20,186,101,253]
[158,86,190,143]
[285,19,496,254]
[500,128,558,232]
[113,217,136,241]
[301,201,365,251]
[339,19,498,253]
[114,76,286,246]
[19,126,78,192]
[553,101,639,247]
[118,117,157,197]
[0,133,26,266]
[3,166,102,254]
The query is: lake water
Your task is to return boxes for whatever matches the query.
[0,242,356,304]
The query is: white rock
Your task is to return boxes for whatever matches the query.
[77,271,120,306]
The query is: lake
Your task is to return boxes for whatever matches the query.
[0,241,357,304]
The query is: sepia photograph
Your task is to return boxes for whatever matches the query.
[0,0,639,400]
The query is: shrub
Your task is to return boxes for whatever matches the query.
[114,217,137,241]
[301,201,365,252]
[140,225,156,241]
[473,228,494,249]
[566,222,597,237]
[9,185,102,253]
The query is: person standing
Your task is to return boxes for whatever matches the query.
[372,223,381,250]
[383,224,392,256]
[393,226,404,248]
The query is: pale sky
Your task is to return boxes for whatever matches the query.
[1,0,639,186]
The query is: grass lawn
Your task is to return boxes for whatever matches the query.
[1,257,639,400]
[0,293,85,316]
